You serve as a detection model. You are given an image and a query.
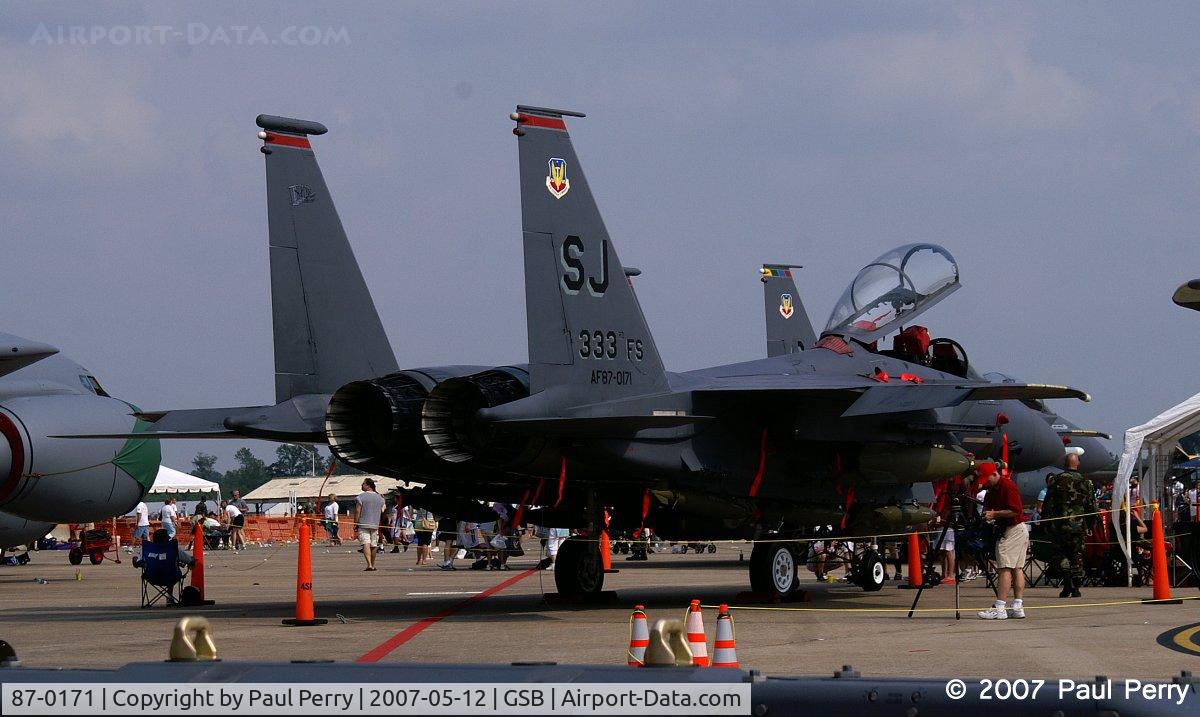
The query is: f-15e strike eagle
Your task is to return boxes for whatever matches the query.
[74,108,1089,598]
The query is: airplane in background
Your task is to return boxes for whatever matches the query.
[760,263,1117,497]
[75,109,1092,599]
[0,333,160,553]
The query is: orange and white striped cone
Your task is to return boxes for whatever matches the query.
[711,604,738,668]
[627,605,649,666]
[686,599,709,666]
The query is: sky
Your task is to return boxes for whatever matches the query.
[2,2,1198,473]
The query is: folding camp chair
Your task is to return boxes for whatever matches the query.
[1023,554,1051,587]
[140,539,188,608]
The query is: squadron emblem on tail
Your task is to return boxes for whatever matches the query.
[546,157,570,199]
[779,293,794,319]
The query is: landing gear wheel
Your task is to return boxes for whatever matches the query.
[89,552,104,565]
[553,537,604,596]
[68,548,83,566]
[749,542,797,598]
[855,549,885,592]
[707,544,717,554]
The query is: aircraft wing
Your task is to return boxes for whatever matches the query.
[55,394,329,442]
[485,414,716,437]
[0,338,59,379]
[693,377,1088,418]
[1054,427,1112,440]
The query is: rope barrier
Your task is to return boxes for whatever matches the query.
[702,595,1200,614]
[273,507,1180,551]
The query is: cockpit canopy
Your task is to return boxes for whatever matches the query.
[823,244,960,343]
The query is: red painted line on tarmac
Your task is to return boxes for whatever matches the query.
[356,568,539,663]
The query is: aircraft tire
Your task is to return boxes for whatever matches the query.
[68,548,83,566]
[749,542,797,598]
[855,549,885,592]
[553,537,604,595]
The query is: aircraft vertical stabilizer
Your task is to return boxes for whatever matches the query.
[761,263,816,356]
[513,106,668,398]
[257,115,399,403]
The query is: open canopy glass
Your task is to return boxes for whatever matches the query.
[823,243,960,343]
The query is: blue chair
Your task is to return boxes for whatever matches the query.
[140,538,188,608]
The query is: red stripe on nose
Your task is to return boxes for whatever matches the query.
[0,411,26,503]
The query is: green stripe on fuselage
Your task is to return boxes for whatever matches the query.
[113,404,161,493]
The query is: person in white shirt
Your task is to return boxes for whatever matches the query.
[132,501,150,543]
[323,493,341,545]
[202,512,229,549]
[225,500,246,550]
[160,498,178,540]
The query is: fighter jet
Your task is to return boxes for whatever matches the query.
[87,109,1090,599]
[760,264,1116,484]
[0,333,160,551]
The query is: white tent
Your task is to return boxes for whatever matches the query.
[1114,391,1200,580]
[146,465,221,497]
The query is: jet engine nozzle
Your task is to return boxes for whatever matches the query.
[325,373,430,474]
[421,367,544,467]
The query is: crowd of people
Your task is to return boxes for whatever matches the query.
[321,477,570,573]
[127,490,252,553]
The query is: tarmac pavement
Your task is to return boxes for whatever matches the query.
[0,540,1195,679]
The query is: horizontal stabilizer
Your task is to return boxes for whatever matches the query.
[486,414,715,437]
[54,430,236,440]
[61,395,329,442]
[0,337,59,379]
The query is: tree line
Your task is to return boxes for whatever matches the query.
[189,445,363,497]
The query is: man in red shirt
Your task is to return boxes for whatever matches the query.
[977,462,1028,620]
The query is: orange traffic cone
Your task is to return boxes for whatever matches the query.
[899,530,923,589]
[189,522,215,605]
[283,519,328,625]
[601,530,614,573]
[1143,502,1182,605]
[711,604,738,668]
[686,599,709,666]
[627,605,649,666]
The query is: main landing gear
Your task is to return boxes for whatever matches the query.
[748,540,886,599]
[553,536,604,596]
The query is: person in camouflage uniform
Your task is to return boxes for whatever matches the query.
[1041,453,1098,597]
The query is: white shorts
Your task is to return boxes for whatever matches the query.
[940,529,956,552]
[995,524,1029,569]
[358,529,377,548]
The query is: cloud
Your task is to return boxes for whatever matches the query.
[0,42,166,177]
[808,19,1094,132]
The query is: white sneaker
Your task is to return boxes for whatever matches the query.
[1008,606,1026,619]
[977,607,1008,620]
